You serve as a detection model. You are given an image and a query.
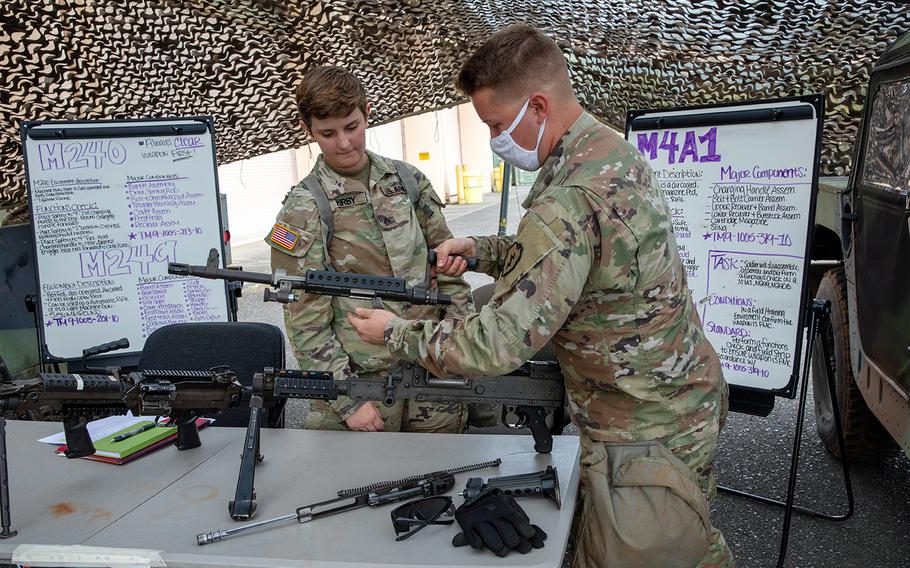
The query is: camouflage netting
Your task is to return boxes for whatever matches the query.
[2,0,910,221]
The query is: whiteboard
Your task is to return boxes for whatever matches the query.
[626,97,823,395]
[22,117,230,361]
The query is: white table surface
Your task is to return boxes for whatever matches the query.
[0,421,580,568]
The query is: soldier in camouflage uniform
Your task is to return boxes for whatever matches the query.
[267,66,471,433]
[349,25,733,566]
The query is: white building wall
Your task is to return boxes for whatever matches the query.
[217,149,298,246]
[402,108,461,202]
[366,120,404,161]
[218,105,487,246]
[458,103,494,193]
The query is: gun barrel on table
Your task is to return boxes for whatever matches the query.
[197,470,461,545]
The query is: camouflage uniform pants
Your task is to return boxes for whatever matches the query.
[305,398,467,433]
[571,413,734,568]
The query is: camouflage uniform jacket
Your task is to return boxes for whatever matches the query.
[267,151,474,420]
[386,112,727,445]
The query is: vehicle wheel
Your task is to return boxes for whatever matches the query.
[811,268,892,459]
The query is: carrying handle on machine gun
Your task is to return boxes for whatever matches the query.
[80,338,130,372]
[423,249,479,295]
[426,249,478,271]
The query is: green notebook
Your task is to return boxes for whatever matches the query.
[92,420,176,459]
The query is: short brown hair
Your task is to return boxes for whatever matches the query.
[295,66,368,125]
[455,23,569,99]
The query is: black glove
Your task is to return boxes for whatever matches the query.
[452,489,547,557]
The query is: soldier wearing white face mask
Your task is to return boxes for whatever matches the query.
[490,97,548,171]
[348,24,733,567]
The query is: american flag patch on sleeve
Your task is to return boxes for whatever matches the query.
[270,224,300,251]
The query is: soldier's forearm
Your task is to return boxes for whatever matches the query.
[436,275,475,318]
[384,311,533,379]
[471,235,515,278]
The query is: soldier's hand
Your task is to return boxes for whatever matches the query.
[435,238,476,277]
[344,402,385,431]
[347,307,396,345]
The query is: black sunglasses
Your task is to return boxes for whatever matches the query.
[390,496,455,541]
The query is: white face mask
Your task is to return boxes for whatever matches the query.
[489,97,547,171]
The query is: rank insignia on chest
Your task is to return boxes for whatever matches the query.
[270,223,300,251]
[381,184,407,197]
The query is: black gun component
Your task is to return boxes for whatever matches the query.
[426,249,479,271]
[271,371,338,401]
[336,458,502,498]
[0,367,243,458]
[256,363,563,454]
[168,252,450,306]
[197,470,461,545]
[461,466,561,509]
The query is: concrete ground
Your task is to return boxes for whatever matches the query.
[232,189,910,568]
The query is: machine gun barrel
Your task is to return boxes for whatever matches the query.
[168,262,273,285]
[168,262,450,305]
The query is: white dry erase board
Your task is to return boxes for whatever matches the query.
[22,117,230,361]
[626,96,824,396]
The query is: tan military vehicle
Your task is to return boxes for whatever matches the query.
[810,31,910,459]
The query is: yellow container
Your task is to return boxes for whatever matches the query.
[492,162,504,192]
[462,171,483,204]
[455,165,465,204]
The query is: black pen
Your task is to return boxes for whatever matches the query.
[111,423,156,443]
